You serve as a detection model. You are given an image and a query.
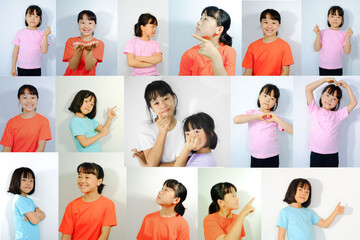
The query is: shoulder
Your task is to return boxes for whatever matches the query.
[184,45,200,55]
[65,197,82,208]
[138,120,155,131]
[93,37,104,46]
[99,195,115,206]
[35,113,49,121]
[204,212,219,222]
[66,37,80,43]
[277,38,291,47]
[7,115,21,123]
[220,44,236,54]
[249,39,263,47]
[144,211,160,220]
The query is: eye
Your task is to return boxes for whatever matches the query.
[185,133,190,136]
[194,130,199,134]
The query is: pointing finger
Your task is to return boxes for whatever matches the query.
[192,33,207,43]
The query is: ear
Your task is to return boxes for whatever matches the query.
[173,197,180,205]
[140,25,145,31]
[217,199,224,208]
[216,26,224,35]
[97,178,103,186]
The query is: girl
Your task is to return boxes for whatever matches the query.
[277,178,344,240]
[68,90,117,152]
[137,179,189,239]
[59,162,117,240]
[11,5,51,76]
[242,9,294,76]
[124,13,162,76]
[313,6,352,76]
[203,182,254,240]
[175,112,218,167]
[8,167,46,240]
[233,84,293,167]
[134,80,184,167]
[63,10,104,75]
[0,84,52,152]
[179,6,236,76]
[305,78,357,167]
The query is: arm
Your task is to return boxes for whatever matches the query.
[126,53,154,68]
[211,52,228,76]
[280,66,290,76]
[269,113,293,134]
[243,68,252,76]
[11,45,19,76]
[2,146,11,152]
[316,202,344,228]
[313,24,322,52]
[84,43,98,71]
[132,148,175,167]
[338,80,358,112]
[35,140,46,152]
[143,131,167,167]
[174,136,200,167]
[98,226,111,240]
[61,234,71,240]
[76,128,109,148]
[278,226,286,240]
[24,207,45,225]
[135,52,162,64]
[103,106,117,129]
[305,78,337,105]
[344,28,353,55]
[233,113,265,124]
[69,43,84,70]
[41,26,51,54]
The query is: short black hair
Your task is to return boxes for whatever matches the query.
[68,90,97,119]
[257,84,280,111]
[328,6,344,28]
[209,182,237,214]
[18,84,39,99]
[134,13,158,37]
[260,9,281,24]
[8,167,36,195]
[163,179,187,216]
[283,178,312,208]
[183,112,218,150]
[77,162,105,194]
[319,84,342,111]
[25,5,42,27]
[78,10,97,36]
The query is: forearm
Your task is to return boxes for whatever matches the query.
[127,58,154,68]
[144,132,167,167]
[12,46,19,70]
[318,211,338,228]
[223,214,245,240]
[69,50,83,70]
[35,140,46,152]
[313,35,321,52]
[211,53,228,76]
[233,114,258,124]
[278,227,286,240]
[136,54,162,64]
[2,146,11,152]
[345,86,358,112]
[305,78,326,104]
[103,118,113,129]
[77,133,106,147]
[276,118,293,134]
[344,36,351,54]
[243,68,253,76]
[98,226,111,240]
[35,209,46,221]
[61,234,72,240]
[174,148,191,167]
[41,35,49,54]
[84,50,97,71]
[280,66,290,76]
[159,161,175,167]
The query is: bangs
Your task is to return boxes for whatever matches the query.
[146,89,169,102]
[83,92,95,101]
[222,182,237,195]
[260,84,280,99]
[164,179,178,192]
[21,170,34,179]
[184,116,203,132]
[329,6,344,17]
[326,85,342,99]
[78,10,97,23]
[298,181,310,190]
[260,9,281,23]
[18,85,39,98]
[148,17,158,26]
[27,6,42,16]
[202,6,220,21]
[77,163,97,176]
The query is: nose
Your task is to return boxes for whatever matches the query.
[197,20,201,26]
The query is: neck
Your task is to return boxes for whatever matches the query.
[155,116,177,131]
[21,111,36,119]
[210,35,221,48]
[290,202,302,208]
[140,35,150,41]
[81,35,93,41]
[218,208,232,218]
[160,205,177,217]
[27,26,37,30]
[82,191,101,202]
[259,107,270,113]
[20,192,27,197]
[75,112,85,118]
[330,27,340,30]
[196,147,211,154]
[262,35,278,43]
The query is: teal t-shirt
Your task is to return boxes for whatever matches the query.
[69,116,102,152]
[13,194,40,240]
[277,206,320,240]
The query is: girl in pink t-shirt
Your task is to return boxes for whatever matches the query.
[313,6,353,76]
[11,5,51,77]
[305,78,357,167]
[124,13,162,76]
[233,84,293,167]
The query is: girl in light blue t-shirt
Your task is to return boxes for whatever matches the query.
[277,178,344,240]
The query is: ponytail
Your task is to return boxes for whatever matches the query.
[134,23,142,37]
[175,202,186,216]
[208,182,237,214]
[134,13,158,37]
[208,201,220,214]
[220,32,232,47]
[163,179,187,216]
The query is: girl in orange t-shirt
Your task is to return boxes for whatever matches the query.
[0,84,51,152]
[137,179,190,240]
[179,6,236,76]
[62,10,104,76]
[203,182,255,240]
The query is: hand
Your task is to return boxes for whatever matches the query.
[265,112,279,123]
[83,41,99,51]
[240,197,255,218]
[11,67,17,76]
[322,77,338,86]
[192,34,220,60]
[338,80,349,89]
[313,24,320,35]
[23,215,30,222]
[44,26,51,36]
[155,117,171,134]
[131,148,148,167]
[346,27,353,37]
[185,135,200,152]
[73,42,85,51]
[334,202,344,215]
[100,126,110,136]
[257,113,268,123]
[107,106,117,119]
[152,52,162,56]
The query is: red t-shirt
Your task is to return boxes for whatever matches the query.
[137,211,189,240]
[179,44,236,76]
[242,37,294,76]
[0,113,51,152]
[203,212,246,240]
[59,195,117,240]
[63,36,104,76]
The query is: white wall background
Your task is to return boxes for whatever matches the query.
[0,0,56,76]
[198,168,261,240]
[0,153,58,240]
[0,77,56,152]
[126,167,197,239]
[59,152,125,239]
[231,76,293,167]
[293,76,360,167]
[124,76,231,167]
[242,0,302,75]
[56,76,124,152]
[118,0,169,76]
[301,0,360,75]
[56,0,118,75]
[262,168,360,240]
[169,0,242,75]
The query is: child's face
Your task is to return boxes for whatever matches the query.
[141,21,157,38]
[220,187,239,210]
[18,88,38,113]
[20,173,34,195]
[195,12,219,39]
[80,96,95,115]
[321,90,339,111]
[150,93,175,119]
[26,10,40,28]
[294,184,310,205]
[261,13,280,37]
[78,14,96,37]
[156,185,178,206]
[77,171,102,194]
[328,10,343,29]
[185,125,208,151]
[258,89,277,111]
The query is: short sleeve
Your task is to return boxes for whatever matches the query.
[203,215,225,240]
[223,47,236,75]
[310,210,321,225]
[242,44,254,69]
[0,119,14,147]
[59,203,74,235]
[91,118,100,130]
[179,51,192,76]
[153,41,162,53]
[281,41,294,67]
[177,219,190,240]
[63,38,75,62]
[39,117,52,141]
[136,215,148,239]
[336,106,349,122]
[103,200,117,227]
[276,209,288,229]
[123,38,135,54]
[275,114,284,131]
[13,30,20,46]
[92,40,104,62]
[308,99,317,113]
[15,197,35,215]
[137,122,156,151]
[69,118,85,137]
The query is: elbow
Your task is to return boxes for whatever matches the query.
[147,161,158,167]
[41,49,48,54]
[233,117,238,124]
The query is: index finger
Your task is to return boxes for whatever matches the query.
[111,106,117,111]
[248,197,255,204]
[192,34,207,43]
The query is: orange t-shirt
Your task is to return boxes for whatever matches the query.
[59,195,117,240]
[137,211,189,240]
[0,113,51,152]
[203,212,246,240]
[179,44,236,76]
[242,37,294,76]
[63,36,104,76]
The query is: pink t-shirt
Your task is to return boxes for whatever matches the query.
[308,99,349,154]
[123,37,161,76]
[13,29,44,69]
[246,109,283,158]
[319,29,346,69]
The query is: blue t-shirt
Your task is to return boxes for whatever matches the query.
[277,206,320,240]
[13,194,40,240]
[69,116,102,152]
